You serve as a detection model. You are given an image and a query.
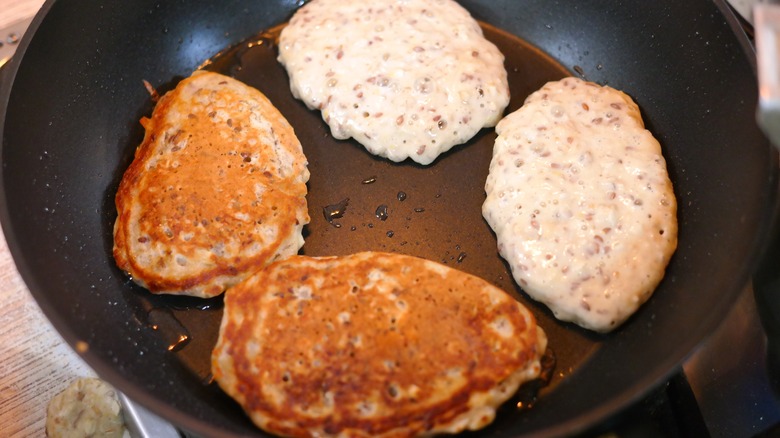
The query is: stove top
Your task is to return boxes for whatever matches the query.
[575,284,780,438]
[684,286,780,437]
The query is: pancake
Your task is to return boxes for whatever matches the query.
[482,77,678,332]
[277,0,510,165]
[113,71,310,298]
[212,251,546,437]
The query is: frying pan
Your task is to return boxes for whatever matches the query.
[0,0,777,436]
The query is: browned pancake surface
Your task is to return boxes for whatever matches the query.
[113,71,309,298]
[212,251,546,437]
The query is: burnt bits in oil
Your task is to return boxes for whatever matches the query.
[323,198,350,228]
[375,204,389,221]
[148,308,192,353]
[514,347,556,411]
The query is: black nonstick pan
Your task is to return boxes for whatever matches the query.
[1,0,777,436]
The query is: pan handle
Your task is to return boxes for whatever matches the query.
[756,3,780,149]
[754,1,780,398]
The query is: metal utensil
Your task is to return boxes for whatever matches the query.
[119,392,181,438]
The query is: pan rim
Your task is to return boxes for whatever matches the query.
[1,0,778,436]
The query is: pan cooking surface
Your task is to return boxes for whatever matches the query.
[209,19,592,382]
[129,21,592,431]
[1,1,776,437]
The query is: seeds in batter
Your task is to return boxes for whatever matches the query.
[482,77,678,332]
[277,0,510,165]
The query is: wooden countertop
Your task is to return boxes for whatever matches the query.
[0,3,92,436]
[0,230,94,436]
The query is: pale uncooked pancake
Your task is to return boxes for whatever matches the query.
[212,251,546,437]
[113,71,310,298]
[277,0,510,165]
[483,77,677,332]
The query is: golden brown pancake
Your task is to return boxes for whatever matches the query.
[212,251,546,437]
[113,71,310,298]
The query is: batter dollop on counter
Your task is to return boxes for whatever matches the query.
[483,77,678,333]
[278,0,510,165]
